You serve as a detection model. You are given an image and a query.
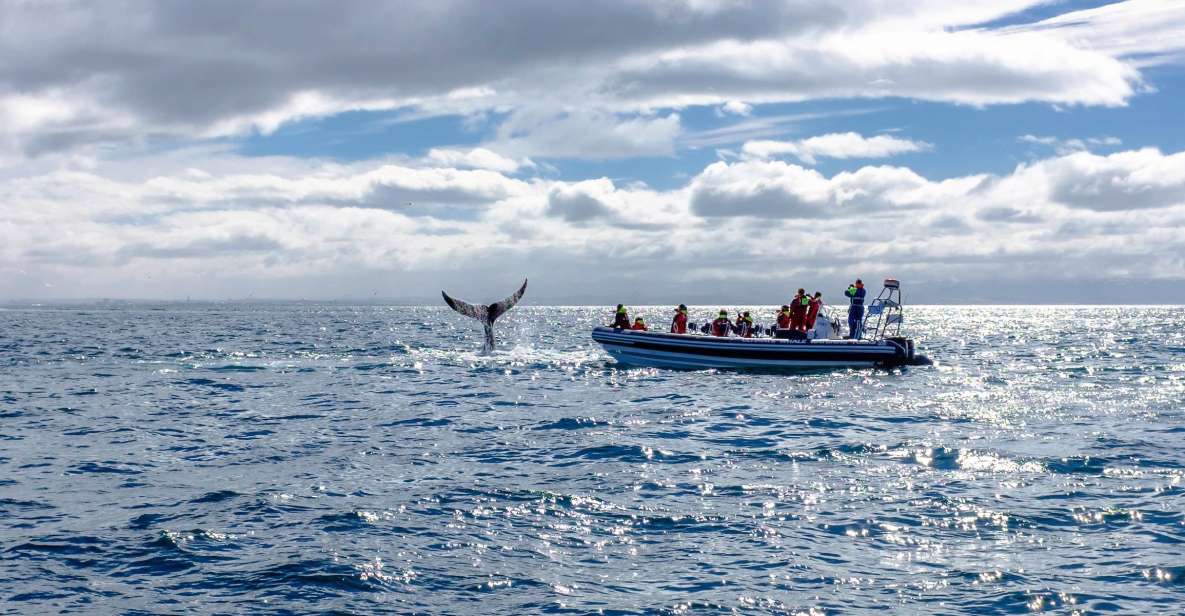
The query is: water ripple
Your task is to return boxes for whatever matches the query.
[0,303,1183,613]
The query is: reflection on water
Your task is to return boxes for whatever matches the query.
[0,304,1183,614]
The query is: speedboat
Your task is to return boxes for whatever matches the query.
[592,279,928,370]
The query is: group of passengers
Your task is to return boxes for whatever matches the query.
[610,278,869,339]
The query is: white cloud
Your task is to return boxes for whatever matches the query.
[0,1,1166,160]
[1027,148,1185,211]
[608,29,1138,109]
[425,147,531,173]
[716,101,753,117]
[1017,134,1123,155]
[3,145,1185,299]
[1002,0,1185,68]
[743,132,931,164]
[490,109,682,160]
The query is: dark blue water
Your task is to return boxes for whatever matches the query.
[2,304,1183,614]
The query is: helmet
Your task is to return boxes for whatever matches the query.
[781,305,789,311]
[678,303,687,312]
[616,305,627,314]
[719,309,728,316]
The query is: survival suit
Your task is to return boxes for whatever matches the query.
[845,282,866,338]
[789,294,809,331]
[612,306,631,329]
[711,314,731,337]
[776,307,792,329]
[735,314,754,338]
[670,308,688,334]
[805,297,822,331]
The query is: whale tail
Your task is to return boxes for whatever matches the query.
[442,279,528,353]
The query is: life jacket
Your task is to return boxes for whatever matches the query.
[631,320,647,331]
[804,299,821,330]
[711,317,730,337]
[846,285,866,307]
[789,296,808,319]
[612,307,631,328]
[670,311,687,334]
[776,311,791,329]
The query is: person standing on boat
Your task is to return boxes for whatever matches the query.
[789,289,810,331]
[805,292,823,331]
[711,310,731,337]
[670,304,688,334]
[612,304,631,329]
[631,316,648,331]
[845,280,866,338]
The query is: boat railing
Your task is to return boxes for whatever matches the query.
[863,278,904,340]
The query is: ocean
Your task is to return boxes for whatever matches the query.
[2,303,1183,614]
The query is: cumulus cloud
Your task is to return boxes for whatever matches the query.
[3,145,1185,299]
[2,1,1184,299]
[546,182,615,223]
[743,132,931,164]
[425,147,531,173]
[716,101,753,117]
[1035,148,1185,211]
[688,159,962,218]
[0,0,1166,161]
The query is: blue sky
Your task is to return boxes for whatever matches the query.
[1,0,1184,302]
[234,65,1185,188]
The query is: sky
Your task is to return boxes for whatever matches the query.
[2,0,1184,304]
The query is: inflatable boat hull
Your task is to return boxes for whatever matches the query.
[592,327,920,369]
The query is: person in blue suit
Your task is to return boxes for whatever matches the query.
[844,279,866,339]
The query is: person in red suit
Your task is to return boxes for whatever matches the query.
[710,310,731,337]
[670,304,688,334]
[789,289,810,331]
[631,316,648,331]
[804,292,823,331]
[734,311,754,337]
[776,305,792,329]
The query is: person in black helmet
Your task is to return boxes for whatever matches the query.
[670,304,688,334]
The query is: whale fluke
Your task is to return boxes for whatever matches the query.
[442,279,527,353]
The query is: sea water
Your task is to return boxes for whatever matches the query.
[1,304,1183,614]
